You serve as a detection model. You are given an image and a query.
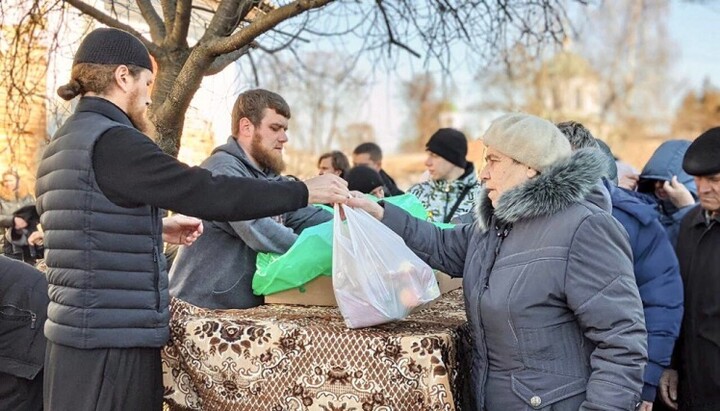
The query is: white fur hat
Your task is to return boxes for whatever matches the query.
[482,113,571,171]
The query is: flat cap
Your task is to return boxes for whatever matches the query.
[683,127,720,176]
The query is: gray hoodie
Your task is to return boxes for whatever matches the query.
[169,137,331,309]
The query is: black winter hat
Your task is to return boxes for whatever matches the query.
[345,165,383,195]
[683,127,720,176]
[426,128,468,169]
[74,28,153,72]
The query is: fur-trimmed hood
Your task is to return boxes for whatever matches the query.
[476,148,609,231]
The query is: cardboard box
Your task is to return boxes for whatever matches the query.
[264,275,337,306]
[264,272,462,306]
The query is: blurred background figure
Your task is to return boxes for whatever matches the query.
[352,142,404,196]
[408,128,479,223]
[4,205,43,265]
[345,165,385,198]
[317,150,350,179]
[0,171,37,265]
[617,160,640,191]
[636,140,698,246]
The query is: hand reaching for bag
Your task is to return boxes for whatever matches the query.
[346,191,385,220]
[304,174,350,205]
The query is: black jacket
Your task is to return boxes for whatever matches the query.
[0,255,47,377]
[673,205,720,410]
[379,169,404,196]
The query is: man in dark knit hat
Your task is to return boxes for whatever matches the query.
[345,165,386,198]
[658,127,720,411]
[407,128,479,223]
[36,27,349,411]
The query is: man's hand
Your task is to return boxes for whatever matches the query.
[28,230,44,246]
[663,176,695,208]
[346,191,384,220]
[162,215,203,246]
[659,369,679,410]
[13,216,27,230]
[638,401,653,411]
[304,174,350,205]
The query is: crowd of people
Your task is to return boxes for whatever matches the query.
[0,27,718,411]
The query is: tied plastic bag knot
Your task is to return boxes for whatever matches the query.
[332,204,440,328]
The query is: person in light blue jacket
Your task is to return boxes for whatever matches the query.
[634,140,698,246]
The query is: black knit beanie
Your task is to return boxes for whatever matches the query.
[426,128,468,169]
[683,127,720,176]
[345,165,384,194]
[74,28,153,72]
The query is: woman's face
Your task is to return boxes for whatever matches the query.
[2,174,18,191]
[479,146,537,207]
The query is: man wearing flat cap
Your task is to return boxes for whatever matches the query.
[35,28,349,410]
[408,128,480,223]
[658,127,720,411]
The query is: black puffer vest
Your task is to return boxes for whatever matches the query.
[35,97,168,349]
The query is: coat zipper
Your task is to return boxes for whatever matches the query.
[151,207,161,311]
[1,304,37,329]
[479,223,512,407]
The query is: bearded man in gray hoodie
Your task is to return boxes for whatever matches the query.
[169,89,331,309]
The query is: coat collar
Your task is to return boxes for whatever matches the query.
[76,96,134,128]
[476,148,608,231]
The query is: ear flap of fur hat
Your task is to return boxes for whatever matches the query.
[482,113,572,172]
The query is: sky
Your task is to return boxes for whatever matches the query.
[354,1,720,154]
[98,0,719,156]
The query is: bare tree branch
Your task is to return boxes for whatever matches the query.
[135,0,165,42]
[206,0,334,56]
[200,0,252,42]
[64,0,161,56]
[166,0,191,47]
[204,43,255,76]
[375,0,421,58]
[160,0,176,36]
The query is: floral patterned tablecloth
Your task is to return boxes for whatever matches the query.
[162,289,471,411]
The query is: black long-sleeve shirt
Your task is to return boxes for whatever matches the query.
[88,97,308,221]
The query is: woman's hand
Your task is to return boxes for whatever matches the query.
[345,191,385,220]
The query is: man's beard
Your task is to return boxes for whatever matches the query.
[127,89,157,140]
[250,132,286,174]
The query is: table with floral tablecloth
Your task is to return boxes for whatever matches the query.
[162,289,471,411]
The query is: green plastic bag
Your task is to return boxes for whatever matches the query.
[252,193,454,295]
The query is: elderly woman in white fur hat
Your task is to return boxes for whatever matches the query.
[348,113,647,411]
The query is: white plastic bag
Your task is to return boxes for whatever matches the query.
[332,204,440,328]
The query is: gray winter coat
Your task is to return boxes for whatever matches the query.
[381,148,647,410]
[169,137,331,309]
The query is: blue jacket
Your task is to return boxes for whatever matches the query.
[635,140,697,246]
[605,180,684,402]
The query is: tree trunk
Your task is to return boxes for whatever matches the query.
[151,50,188,157]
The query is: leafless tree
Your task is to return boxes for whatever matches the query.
[473,0,674,146]
[2,0,584,158]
